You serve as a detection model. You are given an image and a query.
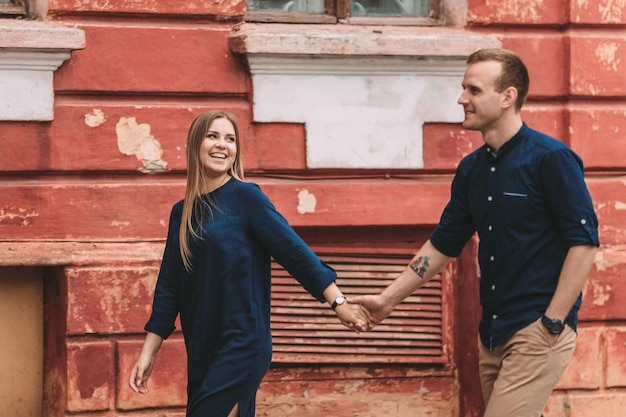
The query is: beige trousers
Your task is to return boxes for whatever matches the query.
[478,317,576,417]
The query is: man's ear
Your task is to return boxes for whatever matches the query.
[501,86,518,109]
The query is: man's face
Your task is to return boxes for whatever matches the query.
[457,60,507,133]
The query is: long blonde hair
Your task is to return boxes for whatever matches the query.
[179,110,244,272]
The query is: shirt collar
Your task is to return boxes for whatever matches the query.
[485,123,528,158]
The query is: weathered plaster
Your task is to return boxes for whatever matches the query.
[115,117,168,173]
[232,25,500,169]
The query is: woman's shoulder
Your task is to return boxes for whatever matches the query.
[170,199,185,218]
[230,179,264,196]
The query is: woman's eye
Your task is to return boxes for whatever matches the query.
[226,136,236,142]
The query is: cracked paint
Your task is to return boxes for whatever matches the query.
[84,109,107,127]
[591,281,612,306]
[297,189,317,214]
[477,0,543,22]
[595,42,621,72]
[0,207,39,226]
[115,117,168,173]
[598,0,626,23]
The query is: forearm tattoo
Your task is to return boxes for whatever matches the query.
[409,256,430,279]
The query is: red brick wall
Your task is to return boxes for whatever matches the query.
[1,0,625,416]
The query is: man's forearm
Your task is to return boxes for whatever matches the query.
[544,244,598,321]
[381,239,451,308]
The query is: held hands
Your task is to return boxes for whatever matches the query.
[333,299,373,333]
[347,294,393,328]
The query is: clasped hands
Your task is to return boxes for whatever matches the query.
[333,294,393,333]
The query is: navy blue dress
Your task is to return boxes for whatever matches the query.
[145,179,336,417]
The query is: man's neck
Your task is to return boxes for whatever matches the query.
[482,116,523,155]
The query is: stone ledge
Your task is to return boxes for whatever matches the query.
[0,19,85,50]
[0,242,164,266]
[0,19,85,121]
[230,23,500,57]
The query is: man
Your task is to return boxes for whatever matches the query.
[351,49,599,416]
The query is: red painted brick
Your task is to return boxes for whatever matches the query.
[580,247,626,321]
[251,123,307,171]
[570,35,626,96]
[66,341,114,411]
[54,25,248,94]
[556,327,602,390]
[571,0,626,25]
[606,327,626,387]
[0,182,180,240]
[500,36,569,99]
[50,0,245,16]
[521,106,568,145]
[0,178,451,241]
[116,338,187,410]
[46,103,254,173]
[586,177,626,245]
[258,373,458,417]
[567,392,626,416]
[468,0,567,25]
[422,123,483,171]
[543,394,568,417]
[569,108,626,170]
[0,122,51,172]
[65,266,164,335]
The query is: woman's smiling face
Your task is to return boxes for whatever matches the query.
[199,117,237,179]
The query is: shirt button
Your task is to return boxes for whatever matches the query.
[488,225,493,231]
[492,314,498,320]
[491,285,496,290]
[490,256,495,261]
[487,196,493,202]
[581,219,587,225]
[490,166,496,172]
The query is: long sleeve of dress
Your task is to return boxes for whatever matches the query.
[243,183,336,302]
[144,202,185,339]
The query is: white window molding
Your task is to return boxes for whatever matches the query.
[0,19,85,121]
[230,24,499,169]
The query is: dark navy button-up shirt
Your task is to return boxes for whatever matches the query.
[430,123,599,349]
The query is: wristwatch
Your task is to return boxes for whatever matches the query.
[541,315,565,335]
[331,296,347,311]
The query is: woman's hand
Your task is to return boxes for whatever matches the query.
[348,294,394,327]
[129,353,155,394]
[129,332,164,395]
[334,301,373,333]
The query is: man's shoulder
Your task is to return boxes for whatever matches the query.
[523,125,568,153]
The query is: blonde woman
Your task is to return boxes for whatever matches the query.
[129,110,370,417]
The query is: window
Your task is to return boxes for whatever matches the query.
[247,0,440,25]
[0,0,26,17]
[270,251,447,364]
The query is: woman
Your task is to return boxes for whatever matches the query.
[129,110,370,417]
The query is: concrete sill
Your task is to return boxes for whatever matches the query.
[229,23,499,58]
[0,19,85,121]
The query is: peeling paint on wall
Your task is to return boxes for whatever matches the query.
[84,109,107,127]
[595,41,621,72]
[591,281,612,306]
[598,0,626,23]
[0,207,39,226]
[297,189,317,214]
[115,117,168,173]
[483,0,543,22]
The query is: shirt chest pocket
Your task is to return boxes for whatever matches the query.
[501,191,532,221]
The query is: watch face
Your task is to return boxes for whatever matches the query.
[336,296,346,305]
[542,316,565,334]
